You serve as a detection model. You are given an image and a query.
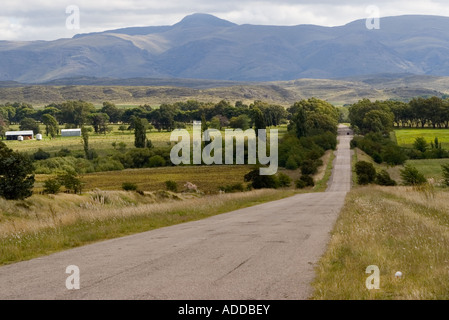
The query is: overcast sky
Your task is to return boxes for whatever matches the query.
[1,0,448,41]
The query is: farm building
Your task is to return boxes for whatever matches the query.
[61,129,82,137]
[5,131,34,140]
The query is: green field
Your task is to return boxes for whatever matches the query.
[3,124,173,155]
[3,124,288,156]
[394,128,449,148]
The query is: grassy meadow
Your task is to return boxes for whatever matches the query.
[394,128,449,149]
[3,124,173,155]
[34,165,255,194]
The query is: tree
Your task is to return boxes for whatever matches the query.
[0,142,35,200]
[381,145,408,165]
[81,127,91,159]
[355,161,376,185]
[19,117,40,135]
[244,169,279,189]
[58,100,95,127]
[400,165,427,186]
[89,113,110,134]
[376,170,397,186]
[229,114,251,130]
[0,114,8,140]
[349,99,394,134]
[42,114,59,138]
[43,178,62,194]
[253,107,266,135]
[58,171,83,194]
[289,105,308,138]
[441,164,449,187]
[101,102,123,123]
[134,117,147,148]
[413,137,428,153]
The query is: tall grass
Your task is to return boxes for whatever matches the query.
[0,189,297,266]
[312,186,449,300]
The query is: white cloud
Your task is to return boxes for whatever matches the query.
[1,0,449,41]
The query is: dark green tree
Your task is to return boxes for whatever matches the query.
[19,117,40,135]
[355,161,377,185]
[0,114,8,140]
[42,114,59,138]
[134,117,147,148]
[81,126,90,159]
[413,137,428,153]
[89,113,110,134]
[0,142,35,200]
[291,106,308,138]
[442,164,449,187]
[101,102,123,123]
[400,165,427,186]
[253,107,266,136]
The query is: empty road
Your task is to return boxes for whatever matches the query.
[0,126,352,300]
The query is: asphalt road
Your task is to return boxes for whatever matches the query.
[0,125,353,300]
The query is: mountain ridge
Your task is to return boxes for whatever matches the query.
[2,14,449,82]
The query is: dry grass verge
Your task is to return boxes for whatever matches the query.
[312,185,449,300]
[0,188,297,266]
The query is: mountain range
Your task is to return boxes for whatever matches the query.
[1,13,449,83]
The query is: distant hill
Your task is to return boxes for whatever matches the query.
[2,14,449,82]
[1,74,449,106]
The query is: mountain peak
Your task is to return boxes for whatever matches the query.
[174,13,237,28]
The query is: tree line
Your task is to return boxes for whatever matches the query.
[0,100,288,138]
[349,97,449,134]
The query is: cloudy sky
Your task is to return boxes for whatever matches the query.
[1,0,448,41]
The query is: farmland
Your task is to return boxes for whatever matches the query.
[3,124,173,155]
[393,128,449,149]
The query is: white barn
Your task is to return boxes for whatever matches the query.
[61,129,82,137]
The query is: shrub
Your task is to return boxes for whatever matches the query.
[381,145,408,165]
[94,158,124,172]
[400,165,427,186]
[122,182,138,191]
[299,174,315,187]
[372,152,383,164]
[312,132,337,150]
[33,148,51,160]
[277,173,292,187]
[56,148,72,157]
[285,155,299,170]
[0,142,35,200]
[219,183,245,193]
[355,161,376,185]
[300,159,320,175]
[43,178,62,194]
[295,179,307,189]
[165,180,178,192]
[148,155,165,167]
[244,169,279,189]
[376,170,397,186]
[413,137,428,153]
[58,171,83,194]
[33,156,94,174]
